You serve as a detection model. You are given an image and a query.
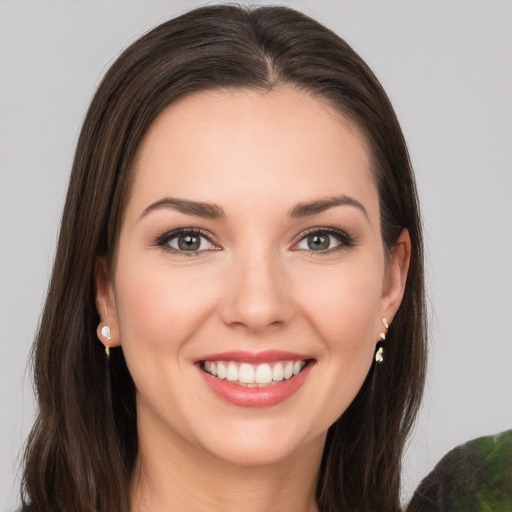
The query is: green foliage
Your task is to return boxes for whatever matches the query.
[407,430,512,512]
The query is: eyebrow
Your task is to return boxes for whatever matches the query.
[139,197,226,221]
[288,194,369,221]
[139,194,368,222]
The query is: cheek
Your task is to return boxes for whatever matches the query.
[111,255,222,430]
[294,264,383,424]
[297,264,383,353]
[112,255,218,365]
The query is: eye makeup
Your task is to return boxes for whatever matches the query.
[292,226,357,255]
[155,227,221,257]
[154,225,358,258]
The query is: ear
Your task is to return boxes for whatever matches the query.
[379,229,411,322]
[94,257,121,348]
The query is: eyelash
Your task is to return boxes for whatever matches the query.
[297,227,357,255]
[156,228,219,257]
[155,226,356,257]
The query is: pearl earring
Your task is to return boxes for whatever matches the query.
[375,317,389,364]
[101,325,111,358]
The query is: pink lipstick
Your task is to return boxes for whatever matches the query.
[196,350,314,408]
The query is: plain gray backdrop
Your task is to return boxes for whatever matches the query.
[1,0,511,509]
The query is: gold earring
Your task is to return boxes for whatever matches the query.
[101,325,111,358]
[375,317,389,363]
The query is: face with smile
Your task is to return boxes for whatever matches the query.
[96,86,409,468]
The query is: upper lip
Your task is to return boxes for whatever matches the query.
[194,350,314,364]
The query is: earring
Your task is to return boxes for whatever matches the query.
[101,325,111,358]
[375,317,389,363]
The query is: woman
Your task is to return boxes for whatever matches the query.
[20,4,426,511]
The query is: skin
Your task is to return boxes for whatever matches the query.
[95,86,410,512]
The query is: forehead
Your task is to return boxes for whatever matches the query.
[128,86,377,220]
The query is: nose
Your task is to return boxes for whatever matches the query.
[219,247,294,334]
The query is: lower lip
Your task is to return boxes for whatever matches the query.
[198,363,314,408]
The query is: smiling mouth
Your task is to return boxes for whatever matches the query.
[199,359,313,387]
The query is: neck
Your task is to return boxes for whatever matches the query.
[130,410,324,512]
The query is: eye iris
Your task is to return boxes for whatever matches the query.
[308,233,330,250]
[178,234,200,251]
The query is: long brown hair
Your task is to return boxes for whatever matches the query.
[21,5,427,511]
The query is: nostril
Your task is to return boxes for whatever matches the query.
[217,270,294,332]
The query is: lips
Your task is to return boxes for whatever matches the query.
[195,350,315,407]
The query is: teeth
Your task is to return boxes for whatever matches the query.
[226,362,238,381]
[239,363,255,383]
[272,363,284,381]
[216,361,227,379]
[202,360,307,385]
[255,363,273,384]
[284,362,294,379]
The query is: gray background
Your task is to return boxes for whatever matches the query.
[1,0,511,509]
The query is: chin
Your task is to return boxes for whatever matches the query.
[203,437,314,468]
[189,414,327,468]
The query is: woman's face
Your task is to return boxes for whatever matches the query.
[97,87,408,467]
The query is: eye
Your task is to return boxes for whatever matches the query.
[294,228,355,253]
[157,228,218,255]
